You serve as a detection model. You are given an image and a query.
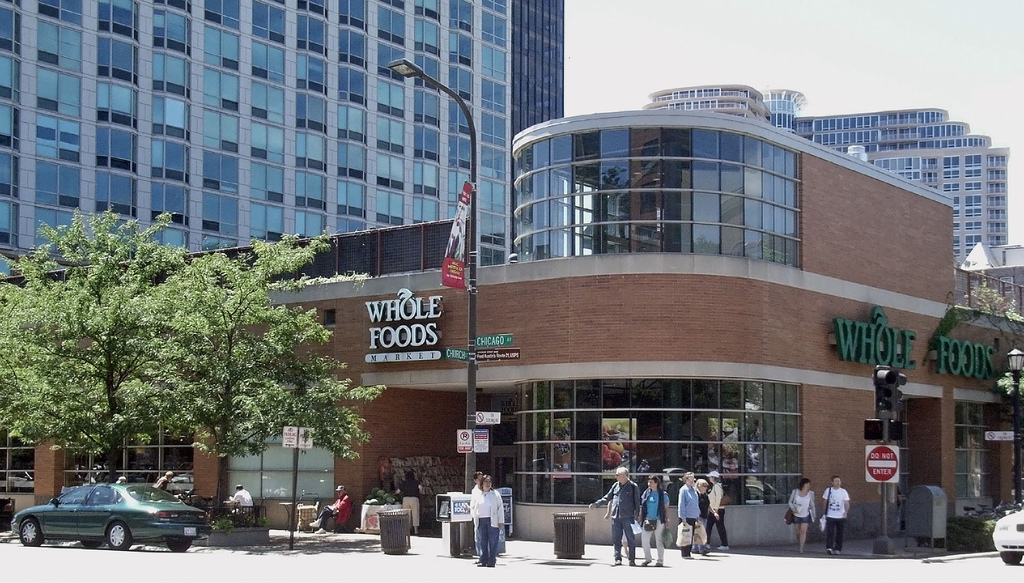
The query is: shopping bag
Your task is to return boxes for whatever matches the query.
[662,524,676,549]
[630,520,643,535]
[819,515,827,531]
[692,520,708,545]
[676,521,693,546]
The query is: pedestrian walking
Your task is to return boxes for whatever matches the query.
[705,470,729,550]
[822,475,850,554]
[590,466,641,566]
[638,474,670,566]
[677,472,699,559]
[470,474,504,568]
[788,477,816,553]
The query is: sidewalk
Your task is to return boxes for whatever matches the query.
[1,528,994,564]
[195,529,991,563]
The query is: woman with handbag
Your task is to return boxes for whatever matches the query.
[787,477,816,553]
[639,475,670,566]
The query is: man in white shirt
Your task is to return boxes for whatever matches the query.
[822,475,851,554]
[231,484,254,508]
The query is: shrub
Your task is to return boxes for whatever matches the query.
[946,516,995,553]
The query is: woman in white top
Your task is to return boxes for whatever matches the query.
[787,477,816,553]
[470,474,505,567]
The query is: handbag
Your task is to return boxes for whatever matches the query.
[820,487,832,531]
[784,508,795,525]
[643,518,658,531]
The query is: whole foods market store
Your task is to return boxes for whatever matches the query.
[300,112,1010,544]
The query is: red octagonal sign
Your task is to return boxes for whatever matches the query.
[865,445,899,483]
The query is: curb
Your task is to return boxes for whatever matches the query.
[921,551,998,563]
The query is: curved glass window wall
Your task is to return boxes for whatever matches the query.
[517,379,801,505]
[513,128,800,266]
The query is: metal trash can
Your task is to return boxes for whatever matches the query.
[553,512,586,559]
[378,509,412,555]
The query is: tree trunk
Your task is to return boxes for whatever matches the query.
[105,445,120,484]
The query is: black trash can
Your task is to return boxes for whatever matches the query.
[379,509,412,555]
[553,512,586,559]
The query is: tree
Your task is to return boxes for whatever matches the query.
[156,235,383,500]
[0,211,185,482]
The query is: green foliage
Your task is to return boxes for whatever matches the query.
[929,307,963,350]
[0,213,382,490]
[211,517,235,533]
[945,516,995,553]
[0,211,184,477]
[156,234,383,472]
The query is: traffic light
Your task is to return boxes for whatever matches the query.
[873,365,907,412]
[864,419,905,441]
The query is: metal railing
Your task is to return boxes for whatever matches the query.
[955,268,1024,314]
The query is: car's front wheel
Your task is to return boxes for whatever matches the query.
[18,518,43,547]
[106,521,133,551]
[166,538,192,553]
[1000,551,1023,565]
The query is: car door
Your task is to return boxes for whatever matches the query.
[45,486,93,537]
[77,486,119,539]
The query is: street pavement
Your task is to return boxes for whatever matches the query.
[1,527,990,562]
[0,528,1006,582]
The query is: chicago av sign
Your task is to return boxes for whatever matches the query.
[365,288,442,363]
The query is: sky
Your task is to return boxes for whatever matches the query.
[563,0,1024,243]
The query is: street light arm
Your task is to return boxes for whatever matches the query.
[387,59,477,184]
[388,58,479,496]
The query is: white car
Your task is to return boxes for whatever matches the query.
[993,509,1024,564]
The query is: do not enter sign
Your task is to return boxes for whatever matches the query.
[865,445,899,483]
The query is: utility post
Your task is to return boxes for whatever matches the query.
[871,365,905,555]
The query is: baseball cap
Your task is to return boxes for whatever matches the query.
[707,471,721,478]
[336,485,346,491]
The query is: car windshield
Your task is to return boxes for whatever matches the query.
[125,485,181,503]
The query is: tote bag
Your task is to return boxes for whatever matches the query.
[676,521,693,546]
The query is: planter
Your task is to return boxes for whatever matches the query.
[196,527,271,547]
[359,504,401,533]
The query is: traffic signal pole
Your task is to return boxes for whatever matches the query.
[873,408,895,555]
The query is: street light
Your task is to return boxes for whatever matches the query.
[388,59,479,495]
[1008,348,1024,504]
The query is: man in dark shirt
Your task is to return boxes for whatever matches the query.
[590,467,641,566]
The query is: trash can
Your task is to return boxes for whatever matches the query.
[553,512,586,559]
[378,509,412,555]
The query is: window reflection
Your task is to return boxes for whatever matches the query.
[514,126,799,267]
[518,379,800,505]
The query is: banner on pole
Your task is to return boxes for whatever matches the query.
[441,181,473,290]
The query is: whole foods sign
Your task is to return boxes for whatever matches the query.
[832,307,917,369]
[832,306,995,379]
[365,288,442,363]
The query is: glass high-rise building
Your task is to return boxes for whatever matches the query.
[511,0,562,138]
[645,87,1010,262]
[0,0,518,271]
[793,109,1009,260]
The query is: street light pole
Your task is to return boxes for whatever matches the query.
[388,59,479,495]
[1008,348,1024,505]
